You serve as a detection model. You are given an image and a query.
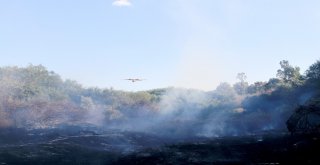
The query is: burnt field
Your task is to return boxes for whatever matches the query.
[0,127,320,165]
[115,132,320,164]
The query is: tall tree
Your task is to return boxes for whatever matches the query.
[234,72,248,95]
[276,60,303,86]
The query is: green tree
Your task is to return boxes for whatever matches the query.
[264,78,281,91]
[276,60,303,86]
[306,60,320,80]
[247,81,266,94]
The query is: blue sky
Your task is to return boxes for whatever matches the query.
[0,0,319,91]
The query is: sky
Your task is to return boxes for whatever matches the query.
[0,0,320,91]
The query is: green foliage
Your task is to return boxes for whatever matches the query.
[264,78,282,91]
[306,60,320,80]
[276,60,303,86]
[247,81,266,94]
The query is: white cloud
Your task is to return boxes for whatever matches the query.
[112,0,132,7]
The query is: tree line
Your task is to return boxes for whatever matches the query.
[0,60,319,136]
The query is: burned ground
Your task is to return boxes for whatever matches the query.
[115,132,320,165]
[1,127,320,165]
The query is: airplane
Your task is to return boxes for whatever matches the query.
[124,78,145,82]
